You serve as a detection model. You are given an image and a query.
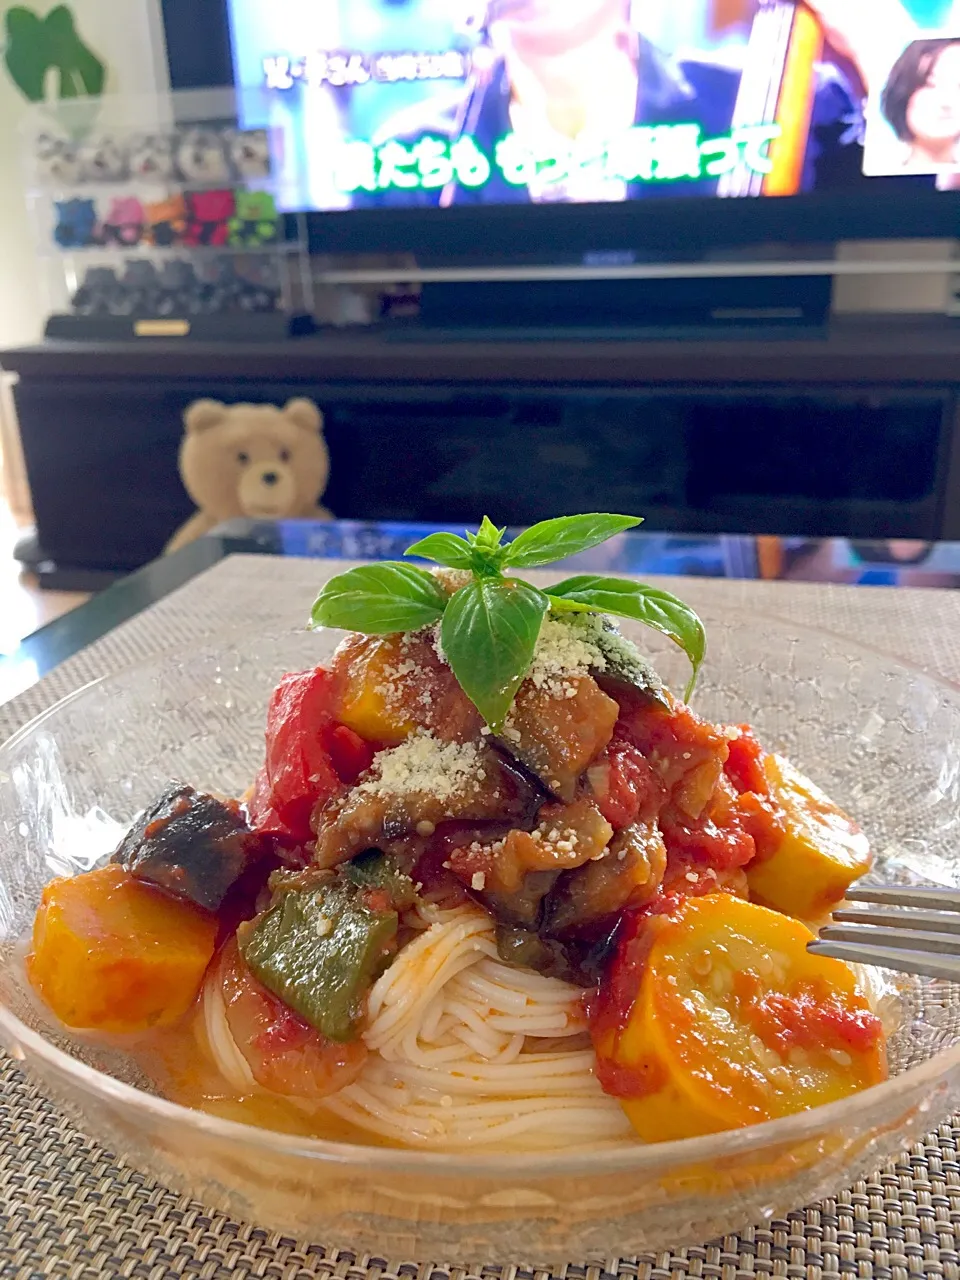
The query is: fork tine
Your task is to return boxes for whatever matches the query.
[819,924,960,953]
[808,939,960,982]
[845,886,960,912]
[832,906,960,934]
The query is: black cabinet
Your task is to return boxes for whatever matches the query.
[6,321,960,578]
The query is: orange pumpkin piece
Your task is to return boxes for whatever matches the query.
[330,632,481,746]
[27,865,217,1034]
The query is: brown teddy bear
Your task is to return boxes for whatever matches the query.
[166,397,332,553]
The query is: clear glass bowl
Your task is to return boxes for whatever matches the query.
[2,613,960,1265]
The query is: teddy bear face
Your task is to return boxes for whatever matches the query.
[225,128,271,179]
[179,399,328,523]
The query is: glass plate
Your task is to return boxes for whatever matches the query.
[1,611,959,1264]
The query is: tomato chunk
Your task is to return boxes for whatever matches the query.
[616,692,731,820]
[323,723,375,784]
[248,667,376,847]
[588,739,666,830]
[724,727,770,796]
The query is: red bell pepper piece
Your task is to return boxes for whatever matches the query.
[322,723,376,785]
[248,667,347,845]
[724,726,770,796]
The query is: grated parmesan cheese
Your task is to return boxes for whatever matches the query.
[429,623,446,665]
[356,732,482,803]
[521,615,608,699]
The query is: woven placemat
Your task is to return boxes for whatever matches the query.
[4,554,960,1280]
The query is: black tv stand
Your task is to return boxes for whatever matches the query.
[416,274,832,336]
[5,313,960,582]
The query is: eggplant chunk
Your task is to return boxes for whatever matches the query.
[112,783,261,911]
[591,622,667,707]
[545,819,667,938]
[449,798,613,928]
[500,674,618,801]
[314,741,544,869]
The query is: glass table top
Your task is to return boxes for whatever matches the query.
[4,517,960,708]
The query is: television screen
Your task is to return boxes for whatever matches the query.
[224,0,960,213]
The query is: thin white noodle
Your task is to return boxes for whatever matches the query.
[201,957,256,1094]
[203,904,633,1151]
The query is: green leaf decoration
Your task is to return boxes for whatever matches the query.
[3,5,105,104]
[440,578,548,730]
[502,513,642,569]
[312,511,707,719]
[465,515,507,577]
[471,515,506,552]
[310,563,447,635]
[546,575,705,699]
[404,532,475,570]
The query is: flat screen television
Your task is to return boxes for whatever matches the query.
[162,0,960,256]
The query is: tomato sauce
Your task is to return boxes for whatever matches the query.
[591,739,666,829]
[735,971,884,1056]
[724,727,770,796]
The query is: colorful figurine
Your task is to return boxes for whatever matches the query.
[144,194,188,247]
[54,198,99,247]
[100,196,145,247]
[227,190,280,247]
[183,189,235,247]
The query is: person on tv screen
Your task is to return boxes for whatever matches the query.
[880,38,960,172]
[363,0,912,207]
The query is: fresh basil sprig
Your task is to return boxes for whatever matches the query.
[311,513,706,730]
[406,512,639,576]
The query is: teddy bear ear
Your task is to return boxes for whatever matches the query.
[183,399,226,434]
[283,398,323,434]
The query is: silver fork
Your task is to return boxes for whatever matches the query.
[808,886,960,982]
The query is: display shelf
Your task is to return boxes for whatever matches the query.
[21,88,309,340]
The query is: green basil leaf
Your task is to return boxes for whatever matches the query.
[404,532,475,570]
[462,516,508,577]
[546,575,705,699]
[310,563,447,634]
[502,513,642,569]
[545,595,594,615]
[441,578,548,730]
[471,515,507,554]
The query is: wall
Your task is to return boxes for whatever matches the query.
[0,0,169,350]
[833,240,956,314]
